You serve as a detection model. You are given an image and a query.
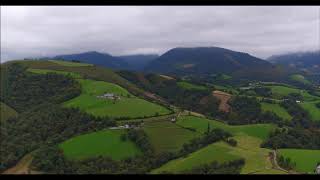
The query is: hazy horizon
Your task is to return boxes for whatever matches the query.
[1,6,320,62]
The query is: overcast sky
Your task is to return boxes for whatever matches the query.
[1,6,320,62]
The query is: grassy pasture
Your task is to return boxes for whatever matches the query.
[177,81,208,91]
[151,142,240,174]
[176,116,275,140]
[143,120,199,154]
[27,68,82,78]
[63,79,171,118]
[213,85,239,94]
[18,60,145,96]
[59,129,142,160]
[266,85,319,101]
[49,60,93,67]
[278,149,320,174]
[300,101,320,121]
[0,102,18,122]
[261,102,292,121]
[290,74,311,85]
[152,135,283,174]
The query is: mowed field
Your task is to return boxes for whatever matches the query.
[49,60,93,67]
[176,116,275,140]
[266,85,319,101]
[151,142,240,174]
[300,101,320,121]
[261,102,292,121]
[63,79,171,118]
[27,68,82,79]
[0,102,18,122]
[59,129,142,160]
[152,135,284,174]
[143,120,200,154]
[278,149,320,174]
[149,116,282,174]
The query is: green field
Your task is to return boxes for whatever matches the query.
[143,120,199,153]
[290,74,311,85]
[176,116,275,140]
[0,102,18,122]
[213,85,239,94]
[151,142,240,173]
[27,68,82,78]
[18,60,146,97]
[59,129,142,160]
[64,79,171,118]
[152,135,283,174]
[261,102,292,121]
[177,81,208,91]
[278,149,320,174]
[300,101,320,121]
[150,116,280,174]
[49,60,93,67]
[266,85,319,101]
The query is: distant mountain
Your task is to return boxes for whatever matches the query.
[117,54,159,71]
[268,51,320,73]
[54,51,129,69]
[145,47,287,81]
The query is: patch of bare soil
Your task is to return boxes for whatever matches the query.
[182,64,195,68]
[159,74,175,80]
[2,153,41,174]
[212,90,232,113]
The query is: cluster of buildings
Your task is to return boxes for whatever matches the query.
[96,93,121,100]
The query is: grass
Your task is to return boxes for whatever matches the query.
[152,135,284,174]
[63,79,171,118]
[176,116,275,140]
[49,60,93,67]
[0,102,18,122]
[151,142,240,174]
[261,102,292,121]
[177,81,208,91]
[300,101,320,121]
[266,85,319,101]
[17,60,145,96]
[290,74,311,85]
[278,149,320,174]
[27,68,82,78]
[143,120,199,154]
[59,129,142,160]
[213,85,238,94]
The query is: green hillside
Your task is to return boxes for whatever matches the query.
[278,149,320,174]
[261,102,292,121]
[290,74,311,85]
[300,101,320,121]
[64,79,171,118]
[49,60,93,67]
[266,85,319,101]
[143,120,199,153]
[59,129,142,160]
[0,102,18,122]
[176,116,275,140]
[152,135,284,174]
[27,68,82,78]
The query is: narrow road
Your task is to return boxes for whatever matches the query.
[270,150,299,174]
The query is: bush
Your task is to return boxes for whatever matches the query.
[226,138,237,147]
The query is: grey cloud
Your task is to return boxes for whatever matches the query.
[1,6,320,62]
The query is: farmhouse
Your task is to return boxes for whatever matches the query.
[97,93,121,100]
